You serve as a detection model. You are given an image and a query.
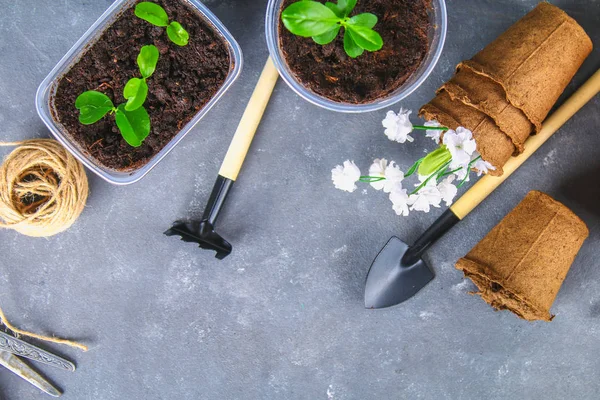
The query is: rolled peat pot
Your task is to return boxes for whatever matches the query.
[420,3,592,176]
[36,0,242,185]
[266,0,447,112]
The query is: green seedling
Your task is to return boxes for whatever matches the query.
[123,45,159,111]
[75,91,151,148]
[135,2,190,46]
[281,0,383,58]
[74,45,159,147]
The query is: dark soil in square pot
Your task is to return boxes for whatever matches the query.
[278,0,432,104]
[51,0,231,172]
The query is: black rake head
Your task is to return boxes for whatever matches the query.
[164,220,232,260]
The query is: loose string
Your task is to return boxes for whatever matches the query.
[0,305,88,352]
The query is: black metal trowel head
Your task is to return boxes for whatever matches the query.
[364,210,461,309]
[164,220,232,260]
[364,236,434,309]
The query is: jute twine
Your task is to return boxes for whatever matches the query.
[0,139,88,237]
[0,139,88,350]
[0,305,87,351]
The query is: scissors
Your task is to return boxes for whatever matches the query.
[0,330,76,397]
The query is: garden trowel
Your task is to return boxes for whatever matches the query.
[165,58,279,259]
[365,68,600,309]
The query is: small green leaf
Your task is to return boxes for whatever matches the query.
[137,45,159,79]
[348,13,377,29]
[282,1,341,37]
[167,21,189,46]
[341,0,357,16]
[418,146,452,176]
[75,91,115,125]
[115,105,151,147]
[312,26,340,45]
[405,157,424,178]
[123,78,149,111]
[135,2,169,27]
[343,29,363,58]
[324,2,344,18]
[325,0,355,18]
[346,25,383,51]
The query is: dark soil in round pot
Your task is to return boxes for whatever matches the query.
[278,0,432,104]
[51,0,231,172]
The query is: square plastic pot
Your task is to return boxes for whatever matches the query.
[36,0,243,185]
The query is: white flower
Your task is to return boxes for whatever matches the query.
[437,175,458,206]
[472,155,495,176]
[389,186,410,216]
[382,162,405,193]
[424,120,443,143]
[368,158,387,190]
[443,127,477,170]
[408,180,442,213]
[331,160,361,192]
[368,159,405,192]
[382,108,414,143]
[452,152,495,182]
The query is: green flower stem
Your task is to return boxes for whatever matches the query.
[359,176,385,183]
[411,161,451,195]
[457,156,481,187]
[412,125,448,131]
[438,167,462,180]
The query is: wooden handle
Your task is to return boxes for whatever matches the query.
[219,57,279,181]
[451,68,600,220]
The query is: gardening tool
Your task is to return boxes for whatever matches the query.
[0,330,77,396]
[365,68,600,309]
[165,58,279,259]
[0,329,77,398]
[0,330,75,371]
[0,351,62,397]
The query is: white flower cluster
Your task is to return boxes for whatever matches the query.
[387,109,495,181]
[331,159,458,216]
[330,108,497,216]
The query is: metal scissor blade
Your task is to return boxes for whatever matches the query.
[0,351,62,397]
[0,331,75,371]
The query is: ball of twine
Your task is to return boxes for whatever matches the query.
[0,139,88,237]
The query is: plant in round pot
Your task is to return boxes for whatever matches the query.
[37,0,242,184]
[265,0,447,112]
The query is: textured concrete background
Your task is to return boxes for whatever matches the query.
[1,0,599,399]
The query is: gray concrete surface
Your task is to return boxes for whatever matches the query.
[1,0,599,399]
